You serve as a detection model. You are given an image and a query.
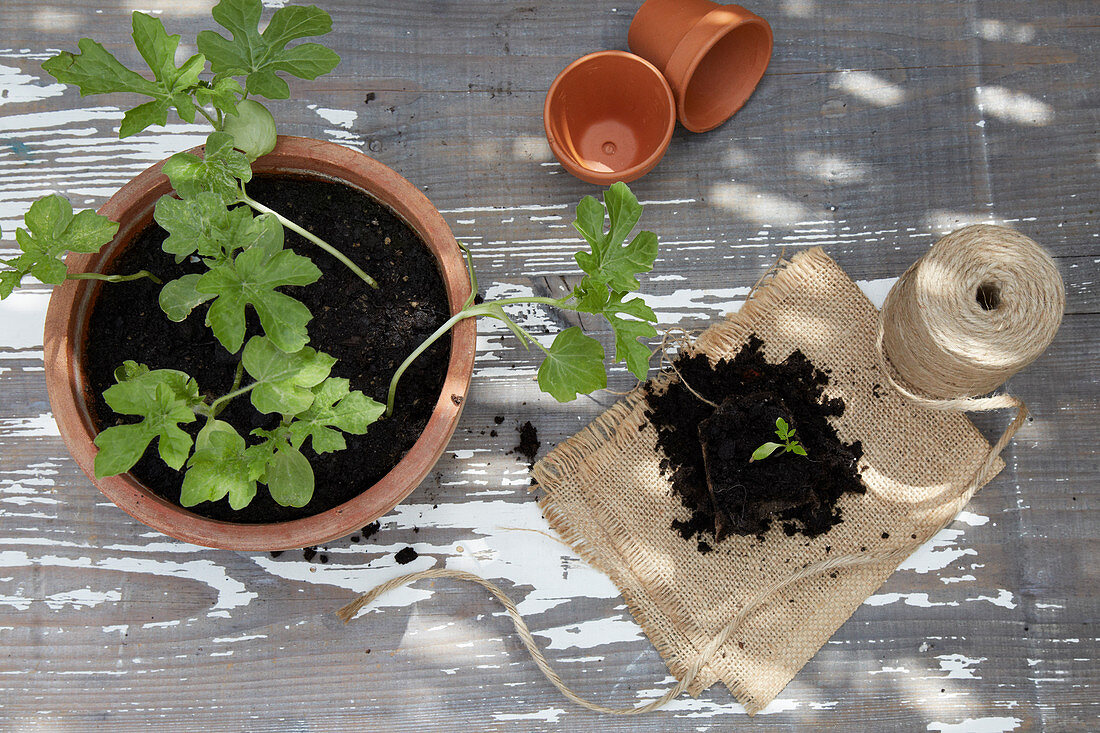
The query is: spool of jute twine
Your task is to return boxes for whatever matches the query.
[880,223,1064,402]
[876,224,1065,490]
[338,225,1064,716]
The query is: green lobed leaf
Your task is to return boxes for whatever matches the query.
[28,194,74,241]
[572,182,656,293]
[605,317,656,380]
[569,283,657,381]
[113,360,150,382]
[42,38,160,97]
[180,420,262,508]
[536,327,607,402]
[286,377,384,454]
[570,278,610,314]
[262,5,334,50]
[241,335,335,415]
[159,273,215,322]
[604,181,644,247]
[93,362,203,477]
[603,291,657,378]
[269,42,340,78]
[0,271,21,299]
[194,76,244,118]
[1,195,118,297]
[154,192,230,261]
[154,191,280,263]
[775,417,789,440]
[572,195,605,245]
[119,99,170,138]
[30,255,67,285]
[198,244,320,353]
[132,11,179,82]
[790,443,808,457]
[127,13,208,132]
[197,0,340,100]
[163,131,252,203]
[43,14,208,138]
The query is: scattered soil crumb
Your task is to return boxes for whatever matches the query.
[494,415,505,425]
[395,546,418,565]
[302,547,318,562]
[361,522,380,539]
[515,421,540,466]
[269,551,283,559]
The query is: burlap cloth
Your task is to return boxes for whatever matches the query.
[531,248,1003,714]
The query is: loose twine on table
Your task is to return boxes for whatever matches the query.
[337,224,1065,716]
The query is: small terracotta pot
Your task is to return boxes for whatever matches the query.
[544,50,675,185]
[43,136,476,551]
[628,0,773,132]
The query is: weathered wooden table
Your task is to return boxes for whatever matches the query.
[0,1,1095,730]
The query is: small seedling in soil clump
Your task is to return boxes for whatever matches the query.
[749,417,807,462]
[699,393,818,540]
[646,336,865,543]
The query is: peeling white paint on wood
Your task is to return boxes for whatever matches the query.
[927,716,1021,733]
[0,2,1093,729]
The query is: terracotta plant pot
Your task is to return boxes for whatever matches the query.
[43,136,476,551]
[628,0,773,132]
[544,50,675,185]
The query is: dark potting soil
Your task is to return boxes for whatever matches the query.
[644,336,865,543]
[84,174,451,524]
[514,420,540,466]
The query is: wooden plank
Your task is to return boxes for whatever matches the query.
[0,0,1095,730]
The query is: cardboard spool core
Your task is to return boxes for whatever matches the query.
[976,281,1002,310]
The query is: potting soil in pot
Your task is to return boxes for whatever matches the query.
[85,175,451,523]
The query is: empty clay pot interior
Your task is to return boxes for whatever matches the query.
[547,54,673,175]
[682,18,771,131]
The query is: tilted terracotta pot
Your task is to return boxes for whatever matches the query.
[544,50,676,185]
[44,136,476,551]
[628,0,773,132]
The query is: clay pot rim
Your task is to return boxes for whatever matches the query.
[665,6,773,133]
[543,50,676,185]
[43,135,475,551]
